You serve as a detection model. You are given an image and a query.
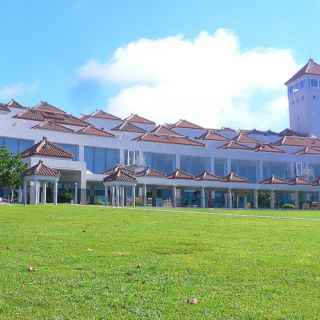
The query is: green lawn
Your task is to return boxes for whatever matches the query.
[1,206,320,319]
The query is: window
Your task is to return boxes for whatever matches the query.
[56,143,79,161]
[214,158,227,176]
[84,146,120,174]
[180,155,211,175]
[263,161,291,179]
[0,137,33,154]
[124,150,140,165]
[143,152,176,174]
[231,159,258,182]
[310,79,319,88]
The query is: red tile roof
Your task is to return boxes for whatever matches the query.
[111,120,146,133]
[219,141,253,151]
[104,166,137,183]
[77,126,115,137]
[0,103,10,112]
[81,110,121,121]
[289,176,312,185]
[260,175,288,185]
[32,121,74,133]
[194,171,220,181]
[171,119,203,130]
[197,130,228,141]
[15,108,89,127]
[285,59,320,85]
[135,167,166,178]
[235,133,259,144]
[125,114,155,125]
[278,128,306,137]
[151,125,182,136]
[295,146,320,155]
[254,144,285,153]
[33,101,66,114]
[273,135,320,147]
[167,169,194,180]
[21,137,73,159]
[6,99,26,109]
[23,160,59,177]
[221,171,248,183]
[134,133,205,147]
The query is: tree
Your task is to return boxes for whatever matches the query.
[0,147,27,202]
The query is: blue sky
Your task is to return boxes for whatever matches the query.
[1,0,318,129]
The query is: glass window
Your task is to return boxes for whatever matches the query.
[143,152,176,174]
[214,158,227,176]
[0,137,33,155]
[85,146,120,174]
[263,161,291,179]
[310,79,319,88]
[231,159,258,182]
[180,155,211,175]
[56,143,79,161]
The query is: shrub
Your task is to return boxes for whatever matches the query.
[60,191,73,203]
[281,203,295,209]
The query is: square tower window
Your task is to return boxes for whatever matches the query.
[310,79,318,87]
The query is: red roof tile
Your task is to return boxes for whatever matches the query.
[295,146,320,155]
[221,171,248,183]
[171,119,203,130]
[278,128,306,137]
[260,175,288,185]
[289,176,312,185]
[194,171,220,181]
[274,135,320,147]
[77,126,115,137]
[81,110,121,121]
[135,167,166,178]
[0,103,10,112]
[23,160,59,177]
[104,166,137,183]
[197,130,228,141]
[134,133,205,147]
[111,120,146,133]
[32,121,74,133]
[235,133,259,144]
[254,144,285,153]
[6,99,26,109]
[151,125,182,136]
[21,137,73,159]
[33,101,66,114]
[285,59,320,85]
[167,169,194,180]
[125,114,155,125]
[219,141,253,151]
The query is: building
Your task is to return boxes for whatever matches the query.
[1,60,320,209]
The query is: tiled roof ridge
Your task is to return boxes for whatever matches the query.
[23,160,60,177]
[125,113,156,125]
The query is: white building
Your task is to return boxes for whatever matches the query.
[1,60,320,209]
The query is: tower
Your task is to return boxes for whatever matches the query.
[286,59,320,137]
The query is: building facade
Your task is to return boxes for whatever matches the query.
[1,60,320,209]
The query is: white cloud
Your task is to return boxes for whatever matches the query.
[0,82,38,100]
[77,29,298,130]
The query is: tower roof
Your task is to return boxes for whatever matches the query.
[285,59,320,85]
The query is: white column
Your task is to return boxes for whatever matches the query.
[121,186,125,207]
[132,185,136,207]
[104,185,109,206]
[228,189,233,208]
[143,184,147,206]
[35,181,40,205]
[172,186,177,208]
[201,187,205,208]
[42,182,47,204]
[226,158,231,174]
[23,182,27,205]
[270,190,275,209]
[53,181,58,205]
[253,190,258,209]
[116,185,120,207]
[80,171,86,204]
[74,182,78,204]
[112,186,115,206]
[295,191,299,209]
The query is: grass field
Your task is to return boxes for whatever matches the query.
[1,205,320,319]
